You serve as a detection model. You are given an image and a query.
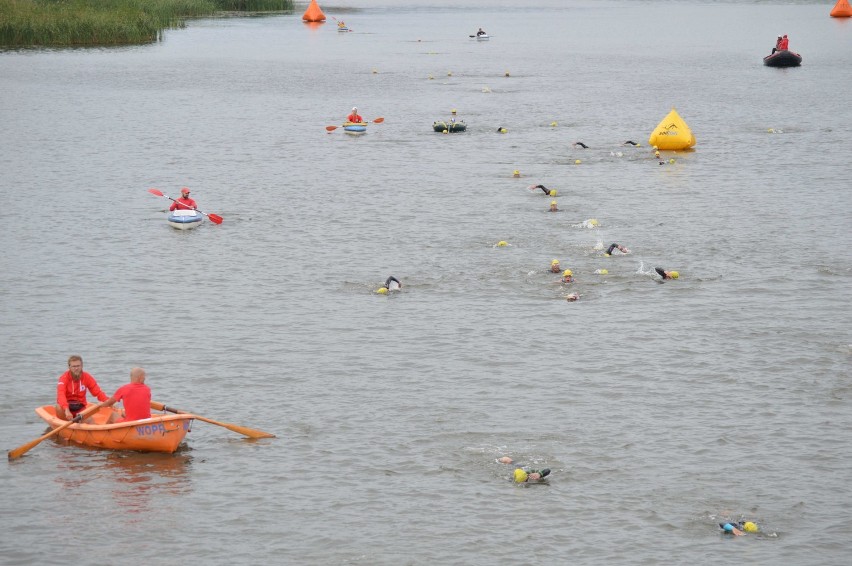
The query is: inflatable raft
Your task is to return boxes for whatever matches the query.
[167,209,202,230]
[763,50,802,67]
[343,121,367,134]
[433,120,467,133]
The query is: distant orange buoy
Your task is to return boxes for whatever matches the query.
[303,0,326,22]
[830,0,852,17]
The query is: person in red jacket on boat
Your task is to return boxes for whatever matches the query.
[771,35,782,54]
[347,107,363,123]
[56,355,109,421]
[104,367,152,424]
[169,187,197,211]
[778,35,789,51]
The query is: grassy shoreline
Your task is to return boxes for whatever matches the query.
[0,0,295,47]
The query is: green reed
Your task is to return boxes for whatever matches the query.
[0,0,294,47]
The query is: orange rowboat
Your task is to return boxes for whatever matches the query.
[34,405,193,454]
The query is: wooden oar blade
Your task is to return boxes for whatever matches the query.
[8,437,44,461]
[194,416,276,439]
[8,403,102,460]
[208,213,224,225]
[148,188,165,197]
[372,117,384,123]
[326,125,339,131]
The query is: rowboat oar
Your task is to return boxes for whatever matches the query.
[8,403,105,460]
[147,188,223,224]
[326,117,384,131]
[150,401,275,439]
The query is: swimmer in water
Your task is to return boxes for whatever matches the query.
[384,276,402,290]
[654,267,679,280]
[530,184,556,196]
[513,468,551,483]
[561,269,574,283]
[564,292,579,301]
[376,276,402,294]
[623,140,640,146]
[573,142,589,149]
[549,200,559,212]
[605,243,630,256]
[498,457,551,482]
[550,259,561,273]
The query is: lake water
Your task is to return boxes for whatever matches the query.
[1,1,850,564]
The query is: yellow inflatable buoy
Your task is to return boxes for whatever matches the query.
[648,108,696,150]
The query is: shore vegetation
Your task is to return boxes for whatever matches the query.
[0,0,294,47]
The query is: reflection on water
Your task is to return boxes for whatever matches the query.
[104,452,193,517]
[51,449,193,520]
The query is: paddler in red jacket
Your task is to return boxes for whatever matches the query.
[55,355,109,421]
[778,35,789,51]
[347,107,363,123]
[169,187,197,211]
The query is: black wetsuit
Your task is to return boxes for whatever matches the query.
[654,267,667,279]
[533,184,552,196]
[384,276,401,289]
[623,141,639,146]
[574,142,589,149]
[606,243,620,255]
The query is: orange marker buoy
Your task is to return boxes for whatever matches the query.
[830,0,852,16]
[302,0,326,22]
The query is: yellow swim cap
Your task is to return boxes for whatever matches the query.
[550,200,557,206]
[512,170,520,177]
[497,241,508,247]
[499,128,507,133]
[551,259,559,265]
[550,121,557,127]
[743,522,758,533]
[451,109,457,113]
[513,469,528,483]
[670,271,679,279]
[563,269,572,276]
[574,159,582,165]
[550,189,557,196]
[376,287,388,294]
[597,269,608,275]
[590,219,598,226]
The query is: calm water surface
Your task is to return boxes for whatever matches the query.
[1,1,850,564]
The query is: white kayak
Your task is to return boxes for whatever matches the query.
[167,209,202,230]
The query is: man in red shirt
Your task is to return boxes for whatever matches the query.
[779,35,789,50]
[56,355,109,420]
[169,187,197,211]
[346,107,363,123]
[104,367,152,423]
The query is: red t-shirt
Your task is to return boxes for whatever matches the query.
[170,197,197,211]
[347,113,363,123]
[111,382,152,422]
[56,371,108,409]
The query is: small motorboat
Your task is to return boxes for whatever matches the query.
[34,405,193,454]
[433,120,467,133]
[763,50,802,67]
[343,121,367,134]
[167,209,202,230]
